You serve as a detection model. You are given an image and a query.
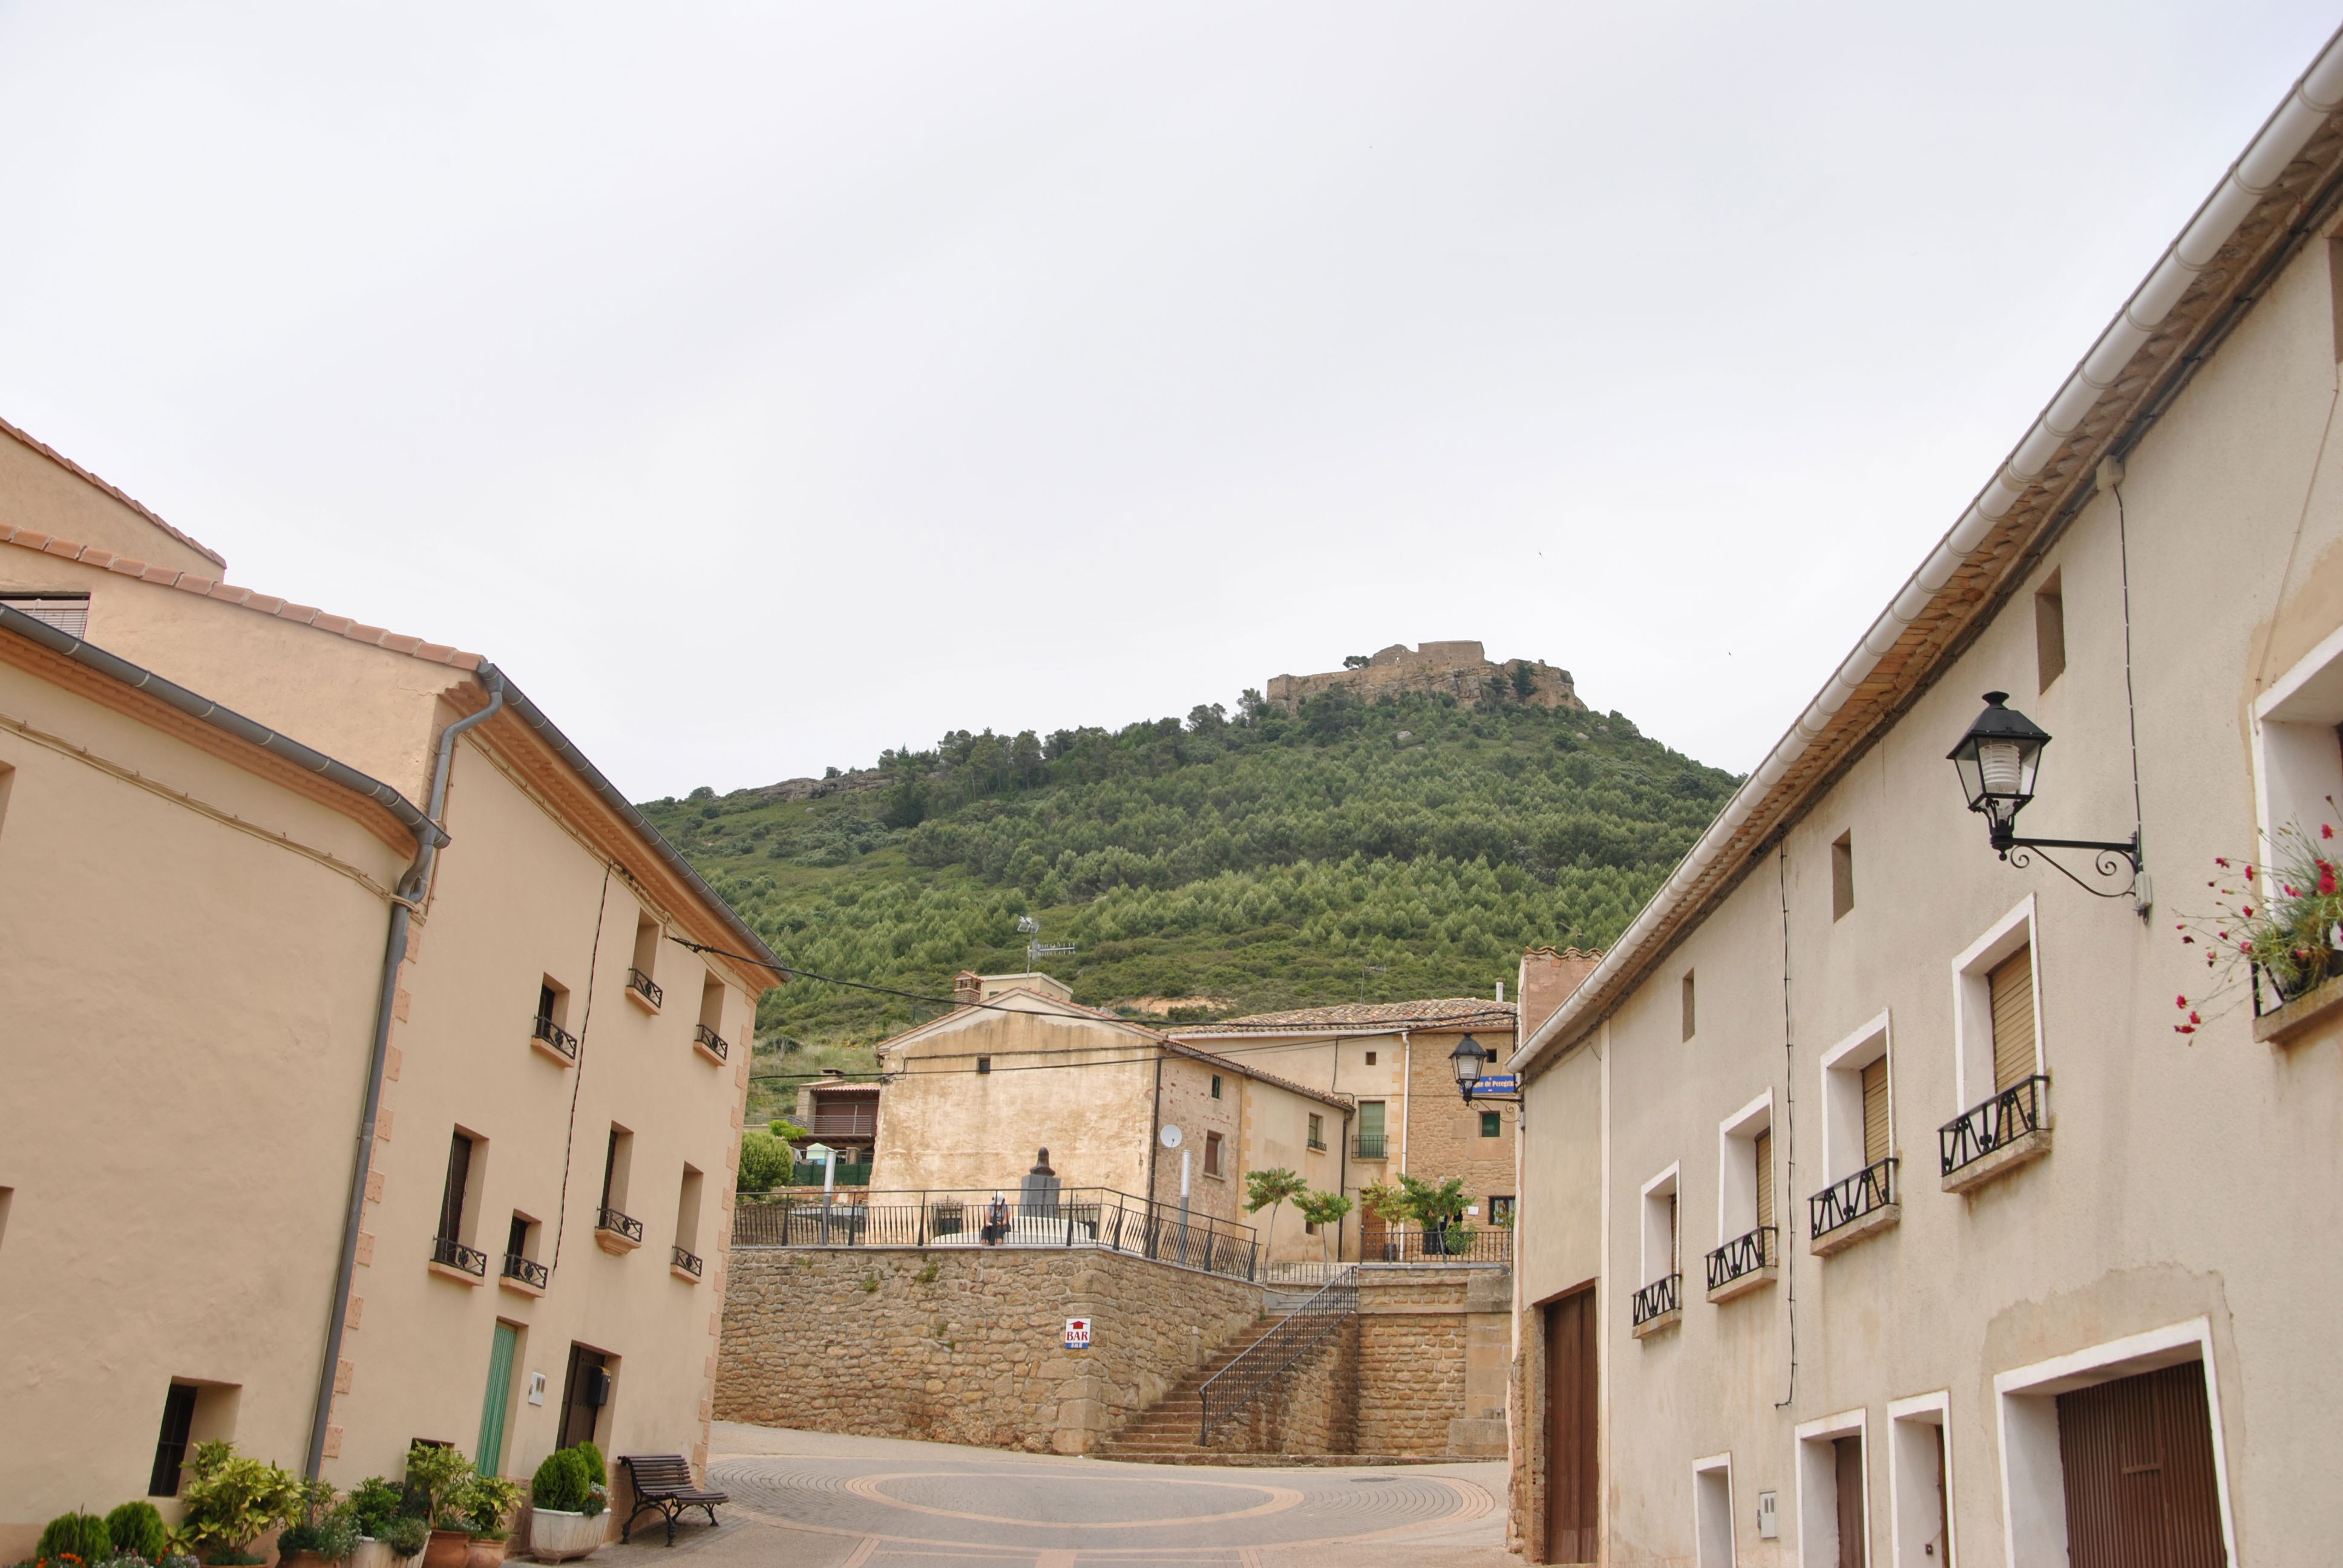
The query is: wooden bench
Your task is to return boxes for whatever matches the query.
[617,1454,729,1546]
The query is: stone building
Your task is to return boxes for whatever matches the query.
[1265,640,1585,712]
[1507,33,2343,1566]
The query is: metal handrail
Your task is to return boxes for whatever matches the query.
[596,1206,644,1243]
[502,1253,549,1289]
[1198,1267,1358,1442]
[1353,1132,1388,1160]
[531,1013,579,1060]
[1360,1223,1513,1264]
[730,1187,1261,1284]
[1939,1076,2048,1176]
[671,1246,704,1277]
[431,1236,488,1276]
[1810,1157,1898,1239]
[693,1023,729,1062]
[1630,1272,1680,1326]
[626,968,663,1008]
[1705,1226,1777,1292]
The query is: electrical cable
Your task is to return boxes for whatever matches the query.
[549,864,613,1271]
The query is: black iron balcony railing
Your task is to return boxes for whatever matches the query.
[502,1253,549,1290]
[1705,1226,1777,1292]
[1810,1157,1898,1240]
[1307,1133,1327,1152]
[671,1246,703,1278]
[626,968,663,1008]
[595,1207,644,1244]
[1353,1132,1389,1160]
[531,1013,579,1061]
[810,1110,878,1138]
[1199,1267,1358,1442]
[730,1186,1261,1284]
[1363,1223,1513,1264]
[1940,1076,2049,1177]
[431,1236,488,1277]
[693,1024,729,1062]
[1631,1272,1681,1327]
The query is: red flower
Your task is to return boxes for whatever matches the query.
[2183,936,2195,944]
[2190,1011,2201,1024]
[2217,856,2232,866]
[2247,865,2258,880]
[2244,906,2256,918]
[2176,1024,2197,1034]
[2321,861,2338,895]
[2176,995,2189,1008]
[2325,825,2335,839]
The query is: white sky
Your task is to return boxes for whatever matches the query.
[2,2,2336,797]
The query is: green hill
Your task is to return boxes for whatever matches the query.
[639,682,1737,1104]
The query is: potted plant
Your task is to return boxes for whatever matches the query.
[2175,816,2343,1027]
[181,1440,302,1566]
[105,1504,172,1564]
[525,1448,607,1562]
[373,1519,429,1567]
[344,1480,413,1568]
[459,1478,522,1568]
[276,1483,357,1568]
[399,1445,480,1568]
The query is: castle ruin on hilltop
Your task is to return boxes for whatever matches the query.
[1265,641,1584,712]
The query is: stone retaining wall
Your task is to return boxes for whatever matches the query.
[1203,1320,1359,1456]
[1355,1266,1510,1458]
[716,1246,1260,1454]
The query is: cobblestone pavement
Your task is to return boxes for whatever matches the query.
[592,1422,1519,1568]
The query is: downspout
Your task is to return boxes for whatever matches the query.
[1397,1030,1412,1178]
[307,671,506,1478]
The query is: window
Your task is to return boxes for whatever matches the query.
[1,592,90,635]
[1682,972,1696,1040]
[1365,1050,1377,1066]
[2036,568,2066,691]
[975,1056,991,1074]
[1204,1131,1223,1177]
[696,973,726,1045]
[536,981,564,1030]
[1821,1016,1892,1186]
[626,914,662,1009]
[600,1126,633,1218]
[1887,1394,1955,1567]
[1832,832,1855,920]
[1357,1100,1388,1158]
[1488,1195,1515,1226]
[0,1184,11,1256]
[1481,1110,1502,1138]
[1307,1114,1325,1151]
[0,762,14,843]
[1210,1074,1222,1099]
[1952,897,2040,1112]
[674,1165,704,1262]
[439,1132,476,1244]
[1640,1166,1679,1289]
[2252,625,2343,887]
[1989,947,2037,1094]
[148,1383,198,1496]
[1716,1093,1775,1246]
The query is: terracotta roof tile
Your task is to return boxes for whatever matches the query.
[1187,997,1518,1031]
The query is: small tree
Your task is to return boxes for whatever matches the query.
[1294,1189,1354,1264]
[1243,1167,1309,1245]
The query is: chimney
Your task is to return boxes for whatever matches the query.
[1516,946,1603,1047]
[954,972,983,1010]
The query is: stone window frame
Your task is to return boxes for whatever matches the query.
[1887,1390,1958,1568]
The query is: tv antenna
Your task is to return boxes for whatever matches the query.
[1017,913,1076,971]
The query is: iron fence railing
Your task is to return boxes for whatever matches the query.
[1631,1272,1680,1327]
[431,1236,487,1277]
[1939,1076,2050,1177]
[595,1206,644,1244]
[1199,1267,1358,1442]
[1705,1226,1777,1293]
[1810,1157,1898,1240]
[531,1013,579,1061]
[692,1024,729,1062]
[671,1246,704,1278]
[731,1187,1261,1284]
[1352,1132,1388,1160]
[810,1111,879,1138]
[502,1253,549,1289]
[1362,1224,1513,1264]
[626,968,663,1009]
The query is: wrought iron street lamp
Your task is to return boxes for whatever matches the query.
[1948,691,2143,900]
[1449,1033,1487,1094]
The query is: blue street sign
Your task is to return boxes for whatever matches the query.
[1469,1074,1520,1096]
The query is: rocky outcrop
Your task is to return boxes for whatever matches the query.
[1266,642,1583,713]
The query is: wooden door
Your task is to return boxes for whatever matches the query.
[557,1344,606,1452]
[476,1322,519,1476]
[1543,1287,1598,1563]
[1834,1436,1865,1568]
[2057,1363,2226,1567]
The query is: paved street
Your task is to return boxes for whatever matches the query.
[595,1422,1519,1568]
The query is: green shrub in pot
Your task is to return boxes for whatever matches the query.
[106,1503,171,1561]
[375,1520,429,1561]
[39,1512,115,1562]
[398,1445,477,1533]
[179,1442,301,1564]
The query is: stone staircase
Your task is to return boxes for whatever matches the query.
[1092,1316,1282,1460]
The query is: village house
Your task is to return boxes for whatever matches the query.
[0,421,781,1553]
[1507,33,2343,1567]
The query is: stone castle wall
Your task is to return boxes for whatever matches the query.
[1265,641,1584,713]
[716,1245,1260,1454]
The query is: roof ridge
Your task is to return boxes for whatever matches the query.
[0,523,482,670]
[0,417,227,569]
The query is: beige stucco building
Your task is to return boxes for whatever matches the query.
[860,973,1353,1266]
[0,423,783,1552]
[1508,34,2343,1567]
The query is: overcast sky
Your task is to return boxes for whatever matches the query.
[2,3,2337,797]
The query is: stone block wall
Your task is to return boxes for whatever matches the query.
[1203,1320,1360,1457]
[716,1246,1260,1454]
[1354,1266,1511,1459]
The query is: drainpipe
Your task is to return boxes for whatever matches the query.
[307,672,506,1478]
[1397,1030,1412,1178]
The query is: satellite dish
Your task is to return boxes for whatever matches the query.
[1159,1125,1183,1150]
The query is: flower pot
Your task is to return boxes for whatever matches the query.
[421,1530,474,1568]
[280,1553,332,1568]
[350,1538,398,1568]
[525,1511,605,1563]
[465,1539,508,1568]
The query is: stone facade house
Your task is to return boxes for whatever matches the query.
[0,422,782,1552]
[1507,34,2343,1567]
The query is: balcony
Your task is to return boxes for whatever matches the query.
[1353,1132,1389,1160]
[529,1013,579,1066]
[693,1024,729,1065]
[500,1253,549,1296]
[1705,1225,1778,1304]
[1307,1132,1328,1152]
[595,1206,644,1255]
[428,1236,487,1283]
[671,1245,704,1282]
[1939,1075,2052,1194]
[625,968,663,1013]
[808,1109,878,1139]
[1809,1157,1899,1256]
[1630,1273,1682,1338]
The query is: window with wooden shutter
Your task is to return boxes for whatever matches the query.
[1861,1057,1890,1165]
[1990,946,2037,1091]
[1754,1129,1774,1231]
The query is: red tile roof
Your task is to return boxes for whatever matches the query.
[1182,998,1518,1032]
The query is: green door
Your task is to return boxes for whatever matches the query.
[476,1322,519,1475]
